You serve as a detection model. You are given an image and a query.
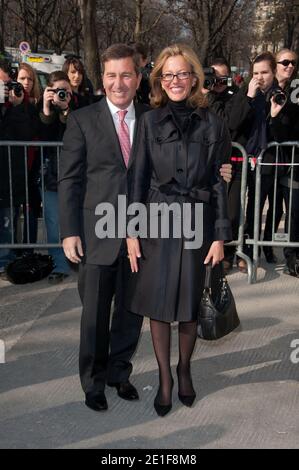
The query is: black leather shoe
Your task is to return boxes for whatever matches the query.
[154,398,172,417]
[263,248,277,264]
[108,381,139,401]
[178,392,196,407]
[85,392,108,411]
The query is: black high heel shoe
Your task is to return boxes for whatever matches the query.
[176,366,196,407]
[154,379,174,417]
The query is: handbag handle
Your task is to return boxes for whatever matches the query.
[204,262,213,289]
[204,262,225,289]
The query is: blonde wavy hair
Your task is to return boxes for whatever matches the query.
[17,63,41,104]
[276,48,298,63]
[150,44,207,109]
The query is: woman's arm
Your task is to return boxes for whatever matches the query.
[127,113,152,272]
[205,119,232,266]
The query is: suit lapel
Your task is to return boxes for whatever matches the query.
[96,98,127,170]
[128,103,147,170]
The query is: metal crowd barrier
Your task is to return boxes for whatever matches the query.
[0,141,63,249]
[224,142,254,283]
[247,141,299,283]
[1,140,298,286]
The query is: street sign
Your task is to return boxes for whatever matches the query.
[19,41,31,54]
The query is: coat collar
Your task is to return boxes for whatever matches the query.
[154,102,208,124]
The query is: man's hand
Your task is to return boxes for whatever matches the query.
[43,87,56,116]
[201,87,210,96]
[220,163,232,183]
[270,96,285,118]
[63,236,84,264]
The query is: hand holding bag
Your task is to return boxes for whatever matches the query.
[197,262,240,340]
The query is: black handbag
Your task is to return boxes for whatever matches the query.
[197,263,240,340]
[5,253,54,284]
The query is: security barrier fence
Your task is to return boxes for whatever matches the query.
[1,140,298,284]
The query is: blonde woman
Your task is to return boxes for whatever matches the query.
[127,44,232,416]
[276,48,297,90]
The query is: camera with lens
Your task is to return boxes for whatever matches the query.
[49,88,69,101]
[6,80,24,98]
[268,87,287,106]
[203,67,232,90]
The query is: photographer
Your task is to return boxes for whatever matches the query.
[202,58,240,273]
[229,52,289,272]
[202,58,239,120]
[39,71,75,284]
[269,49,299,277]
[0,60,39,278]
[62,56,99,107]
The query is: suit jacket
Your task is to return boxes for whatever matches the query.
[58,98,149,265]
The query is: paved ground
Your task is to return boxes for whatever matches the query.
[0,251,298,449]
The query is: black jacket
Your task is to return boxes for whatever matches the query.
[39,95,100,191]
[0,101,39,207]
[58,99,150,265]
[129,104,232,242]
[269,83,299,183]
[228,83,286,175]
[207,83,239,122]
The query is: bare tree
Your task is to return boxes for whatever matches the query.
[42,0,82,54]
[262,0,299,52]
[9,0,58,51]
[168,0,240,64]
[0,0,9,53]
[213,1,256,69]
[134,0,165,42]
[78,0,102,89]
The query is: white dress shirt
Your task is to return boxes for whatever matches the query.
[106,97,136,145]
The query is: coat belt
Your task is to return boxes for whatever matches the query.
[150,180,211,204]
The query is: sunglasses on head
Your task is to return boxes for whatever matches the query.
[277,59,297,67]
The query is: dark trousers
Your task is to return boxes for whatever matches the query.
[281,185,299,260]
[263,184,284,243]
[78,249,143,395]
[224,176,242,263]
[244,173,276,259]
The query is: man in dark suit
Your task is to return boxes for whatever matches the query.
[59,44,146,412]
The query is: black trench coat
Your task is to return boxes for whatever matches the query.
[126,104,232,322]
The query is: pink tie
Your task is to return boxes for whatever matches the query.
[117,110,131,167]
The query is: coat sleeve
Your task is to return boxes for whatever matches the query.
[211,119,232,241]
[228,87,253,132]
[128,113,152,205]
[58,112,86,239]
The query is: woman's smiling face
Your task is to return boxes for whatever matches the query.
[160,55,197,102]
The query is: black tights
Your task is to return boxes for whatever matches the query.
[150,319,197,404]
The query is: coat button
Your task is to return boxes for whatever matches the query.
[177,168,184,173]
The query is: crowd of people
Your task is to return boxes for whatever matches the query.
[0,41,298,417]
[0,56,100,282]
[1,44,298,282]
